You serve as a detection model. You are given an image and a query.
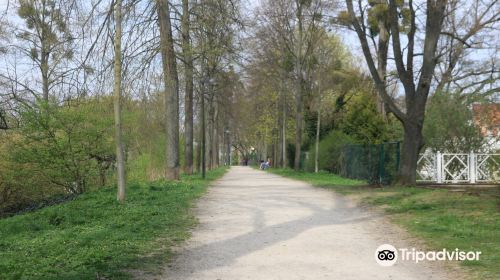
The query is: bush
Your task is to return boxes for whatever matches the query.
[14,102,114,193]
[0,100,115,215]
[338,91,401,144]
[424,92,485,152]
[305,130,355,172]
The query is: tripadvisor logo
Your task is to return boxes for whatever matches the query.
[375,244,481,266]
[375,244,397,266]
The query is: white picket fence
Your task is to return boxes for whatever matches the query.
[417,151,500,184]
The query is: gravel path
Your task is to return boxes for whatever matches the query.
[149,166,463,280]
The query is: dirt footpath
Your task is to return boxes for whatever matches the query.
[146,166,465,280]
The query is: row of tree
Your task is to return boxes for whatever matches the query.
[236,0,498,185]
[0,0,243,208]
[0,0,498,211]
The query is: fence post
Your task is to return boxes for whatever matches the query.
[436,151,442,183]
[470,151,476,184]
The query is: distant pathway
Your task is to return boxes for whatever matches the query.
[150,166,461,280]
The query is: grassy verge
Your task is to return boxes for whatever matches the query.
[269,168,365,188]
[269,168,500,280]
[0,168,227,280]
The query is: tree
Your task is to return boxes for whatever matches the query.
[291,0,328,170]
[424,92,485,153]
[309,34,347,173]
[434,0,499,97]
[361,1,410,117]
[253,0,326,170]
[113,0,126,202]
[293,0,305,171]
[182,0,194,175]
[16,0,75,102]
[192,0,240,172]
[253,0,296,167]
[156,0,180,180]
[313,78,321,173]
[0,108,8,129]
[345,0,448,185]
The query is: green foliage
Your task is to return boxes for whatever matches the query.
[281,49,295,73]
[0,168,227,280]
[334,10,351,26]
[366,0,410,35]
[423,92,484,152]
[305,130,355,172]
[0,93,175,213]
[367,1,390,35]
[17,0,72,61]
[10,101,114,194]
[304,90,402,174]
[0,99,117,215]
[338,92,394,143]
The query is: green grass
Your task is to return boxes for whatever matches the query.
[270,168,500,280]
[0,168,227,280]
[269,168,365,189]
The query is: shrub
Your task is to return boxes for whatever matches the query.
[424,92,485,152]
[0,101,114,203]
[306,130,355,172]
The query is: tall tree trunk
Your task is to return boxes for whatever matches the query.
[113,0,126,202]
[273,141,278,168]
[38,1,50,102]
[201,92,207,177]
[157,0,180,180]
[208,98,214,170]
[346,0,447,186]
[182,0,194,175]
[227,129,231,166]
[293,82,303,171]
[293,3,304,171]
[196,120,202,172]
[41,52,49,102]
[280,74,287,168]
[200,78,207,178]
[213,103,219,167]
[282,96,287,168]
[398,120,423,185]
[376,19,389,118]
[275,102,281,168]
[263,139,268,162]
[314,97,321,173]
[393,0,445,186]
[199,32,208,177]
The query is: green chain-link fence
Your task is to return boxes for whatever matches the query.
[338,142,401,185]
